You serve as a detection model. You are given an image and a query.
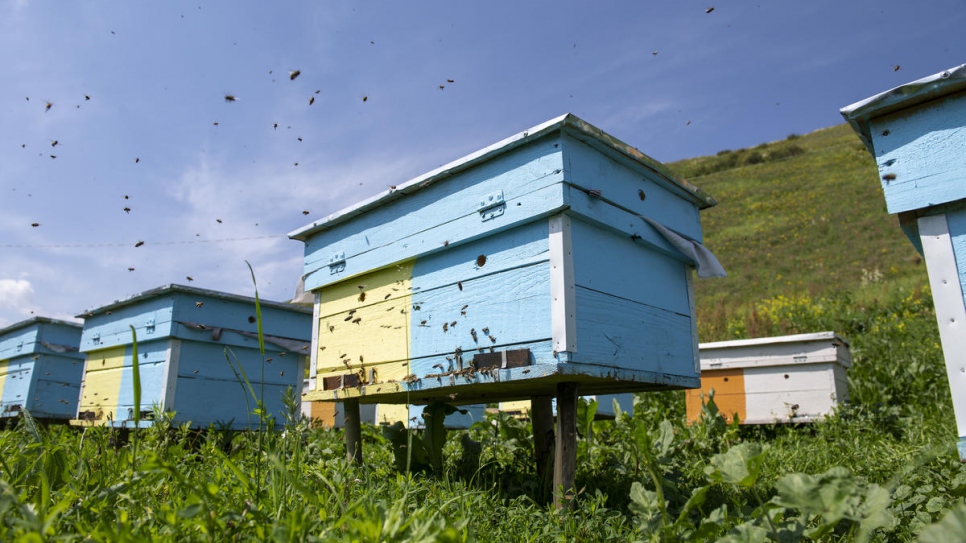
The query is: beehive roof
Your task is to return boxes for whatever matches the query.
[76,284,311,318]
[290,113,716,241]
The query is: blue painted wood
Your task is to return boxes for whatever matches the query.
[947,206,966,297]
[563,134,703,240]
[0,318,84,420]
[572,286,695,379]
[570,217,690,316]
[868,91,966,214]
[303,180,568,292]
[111,341,169,420]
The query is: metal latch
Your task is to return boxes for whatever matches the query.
[328,252,346,274]
[92,332,101,345]
[478,190,506,221]
[146,318,156,334]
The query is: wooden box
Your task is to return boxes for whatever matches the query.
[72,284,311,429]
[841,63,966,459]
[686,332,851,424]
[292,114,718,409]
[0,317,85,421]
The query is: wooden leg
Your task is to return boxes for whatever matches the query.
[531,395,554,493]
[554,382,579,509]
[344,399,364,465]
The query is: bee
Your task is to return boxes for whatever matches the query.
[298,137,302,142]
[49,155,56,159]
[652,50,658,56]
[123,207,131,213]
[470,328,478,342]
[443,323,449,332]
[476,254,486,267]
[481,327,489,334]
[85,95,90,101]
[358,292,366,302]
[521,369,531,374]
[457,281,462,291]
[186,276,194,281]
[439,85,445,90]
[195,302,203,308]
[705,7,714,13]
[309,96,315,105]
[344,315,353,321]
[289,70,301,80]
[359,355,364,363]
[420,320,428,327]
[127,267,135,272]
[135,157,140,163]
[450,321,457,328]
[135,241,144,248]
[294,162,299,166]
[193,370,199,374]
[443,240,449,246]
[315,90,320,94]
[45,101,53,112]
[224,94,236,102]
[351,317,362,324]
[31,222,39,227]
[447,79,454,83]
[384,293,391,300]
[638,189,646,201]
[882,173,897,182]
[318,346,326,352]
[433,363,444,370]
[302,210,310,215]
[124,195,129,199]
[328,325,334,332]
[216,219,222,223]
[362,96,368,102]
[274,123,278,130]
[893,65,901,72]
[51,140,58,147]
[489,335,497,343]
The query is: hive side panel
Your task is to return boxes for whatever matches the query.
[315,262,414,386]
[172,378,295,430]
[571,287,695,379]
[78,345,128,423]
[570,218,691,316]
[29,354,86,419]
[37,322,83,353]
[0,356,35,415]
[0,327,40,360]
[562,134,703,240]
[81,300,175,351]
[742,364,839,423]
[302,137,565,290]
[869,91,966,214]
[685,369,745,423]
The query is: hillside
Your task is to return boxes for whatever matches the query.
[667,124,931,341]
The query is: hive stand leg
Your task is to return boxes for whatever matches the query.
[344,398,364,465]
[554,382,579,509]
[531,395,554,494]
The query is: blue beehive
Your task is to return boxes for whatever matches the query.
[0,317,85,421]
[72,284,312,429]
[290,114,721,409]
[842,63,966,459]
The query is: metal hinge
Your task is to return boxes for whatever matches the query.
[478,190,506,221]
[328,252,346,274]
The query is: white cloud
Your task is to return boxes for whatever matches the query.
[0,278,35,327]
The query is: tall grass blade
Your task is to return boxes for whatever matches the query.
[129,325,142,474]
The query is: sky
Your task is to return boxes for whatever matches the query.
[1,0,964,328]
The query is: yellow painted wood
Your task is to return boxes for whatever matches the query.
[0,359,8,400]
[377,404,410,426]
[308,401,336,428]
[78,346,127,422]
[316,261,414,383]
[501,400,530,416]
[685,369,746,424]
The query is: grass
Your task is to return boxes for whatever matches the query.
[666,124,929,341]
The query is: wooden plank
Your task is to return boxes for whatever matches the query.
[742,364,840,423]
[571,286,695,376]
[301,136,564,272]
[570,216,691,316]
[554,382,579,509]
[549,215,577,353]
[918,212,966,460]
[78,345,128,422]
[562,134,703,240]
[303,182,567,292]
[80,301,175,352]
[868,92,966,214]
[685,369,745,423]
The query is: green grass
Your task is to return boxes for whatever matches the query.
[667,124,929,341]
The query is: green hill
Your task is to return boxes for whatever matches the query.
[667,124,931,341]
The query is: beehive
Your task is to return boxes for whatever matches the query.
[686,332,851,424]
[0,317,85,421]
[72,284,311,429]
[291,114,720,410]
[841,63,966,459]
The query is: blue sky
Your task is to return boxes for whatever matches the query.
[1,0,964,327]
